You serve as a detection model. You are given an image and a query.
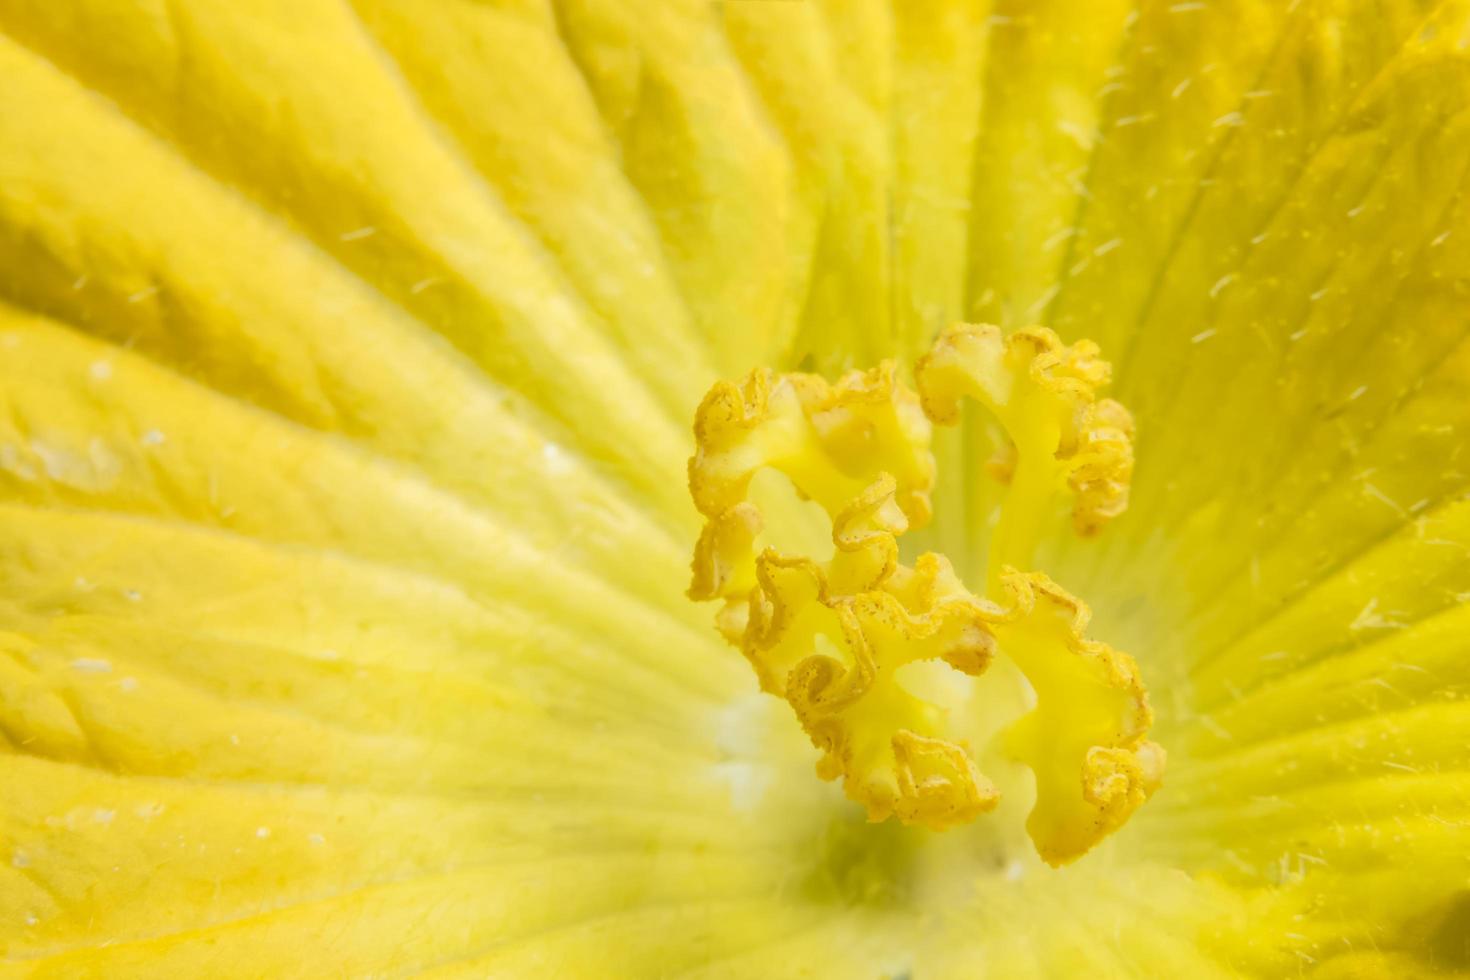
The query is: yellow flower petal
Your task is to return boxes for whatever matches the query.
[0,0,1467,975]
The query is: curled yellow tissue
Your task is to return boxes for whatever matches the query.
[687,325,1161,861]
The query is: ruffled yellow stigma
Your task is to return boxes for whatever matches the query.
[687,326,1163,865]
[916,325,1135,589]
[992,569,1165,866]
[688,363,934,641]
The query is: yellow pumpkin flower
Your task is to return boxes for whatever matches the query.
[1,0,1468,976]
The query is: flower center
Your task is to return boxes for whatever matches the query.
[687,325,1164,866]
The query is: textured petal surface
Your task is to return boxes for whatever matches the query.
[0,1,1468,976]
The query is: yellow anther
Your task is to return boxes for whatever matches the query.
[686,327,1161,862]
[688,361,935,524]
[689,502,763,643]
[915,325,1135,585]
[746,546,1002,829]
[992,569,1165,866]
[1066,396,1135,537]
[688,361,936,636]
